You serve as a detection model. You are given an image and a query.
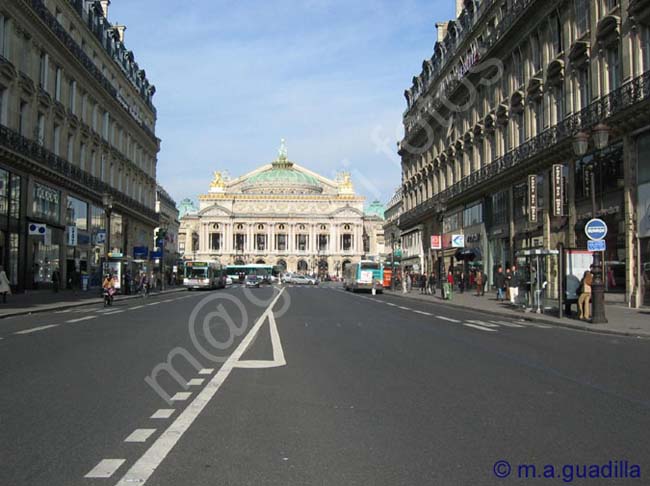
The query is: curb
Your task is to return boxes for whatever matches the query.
[0,287,186,320]
[383,291,649,339]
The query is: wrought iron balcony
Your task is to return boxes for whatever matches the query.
[27,0,157,141]
[0,123,158,222]
[399,70,650,229]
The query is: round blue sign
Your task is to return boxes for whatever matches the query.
[585,218,608,241]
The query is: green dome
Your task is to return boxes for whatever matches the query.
[241,162,323,195]
[365,200,385,220]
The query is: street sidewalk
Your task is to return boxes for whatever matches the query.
[0,286,186,319]
[384,287,650,338]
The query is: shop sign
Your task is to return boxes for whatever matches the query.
[528,174,538,223]
[430,235,442,250]
[77,233,90,245]
[451,234,465,248]
[133,246,149,259]
[28,223,47,235]
[95,231,107,245]
[67,226,78,246]
[552,164,564,217]
[465,233,481,244]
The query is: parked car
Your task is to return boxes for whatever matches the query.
[289,275,318,285]
[244,275,261,288]
[225,276,233,287]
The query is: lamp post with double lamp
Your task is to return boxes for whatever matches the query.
[102,192,113,276]
[390,232,395,291]
[573,124,610,324]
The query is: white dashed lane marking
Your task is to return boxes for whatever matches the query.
[490,320,525,328]
[199,368,214,375]
[66,316,96,323]
[85,459,125,479]
[170,392,192,402]
[14,324,59,335]
[464,323,498,332]
[187,378,205,386]
[151,409,175,419]
[414,310,433,316]
[466,320,500,328]
[436,315,461,323]
[124,429,157,443]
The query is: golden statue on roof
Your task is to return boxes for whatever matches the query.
[210,171,225,189]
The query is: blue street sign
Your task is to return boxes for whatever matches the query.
[588,240,606,252]
[585,218,608,241]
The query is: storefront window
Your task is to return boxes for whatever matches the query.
[575,145,624,201]
[34,241,60,283]
[488,190,509,226]
[9,233,18,285]
[110,212,123,251]
[10,174,20,219]
[443,212,461,233]
[463,203,483,227]
[33,182,60,222]
[66,196,88,230]
[0,168,8,215]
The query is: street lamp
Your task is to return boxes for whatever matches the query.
[390,232,395,291]
[573,126,610,324]
[102,192,113,274]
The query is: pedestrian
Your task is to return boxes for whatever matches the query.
[52,269,60,293]
[495,266,506,302]
[445,270,454,300]
[419,273,427,294]
[505,267,512,302]
[475,270,484,296]
[510,265,521,305]
[0,265,11,303]
[458,272,465,294]
[578,269,593,320]
[402,272,408,294]
[427,272,436,295]
[406,273,412,293]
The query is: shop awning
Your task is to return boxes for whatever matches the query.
[455,248,482,261]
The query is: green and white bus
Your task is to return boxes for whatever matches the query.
[343,260,384,293]
[226,264,281,283]
[183,261,227,290]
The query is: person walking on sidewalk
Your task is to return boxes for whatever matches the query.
[445,270,454,300]
[578,269,593,320]
[427,272,436,295]
[458,272,466,294]
[475,270,484,296]
[402,272,408,294]
[495,266,506,302]
[510,265,521,305]
[52,269,60,293]
[0,266,11,303]
[419,273,427,294]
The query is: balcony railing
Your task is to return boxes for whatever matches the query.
[405,0,536,134]
[0,123,158,222]
[399,70,650,229]
[27,0,157,141]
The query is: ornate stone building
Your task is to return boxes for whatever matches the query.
[179,141,383,276]
[0,0,159,290]
[400,0,650,307]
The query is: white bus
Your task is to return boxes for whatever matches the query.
[343,260,384,293]
[183,261,227,290]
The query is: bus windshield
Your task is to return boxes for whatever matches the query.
[187,267,208,279]
[360,262,380,270]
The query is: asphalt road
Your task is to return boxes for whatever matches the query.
[1,284,649,485]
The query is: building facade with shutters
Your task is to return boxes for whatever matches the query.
[399,0,650,307]
[178,142,383,277]
[0,0,159,290]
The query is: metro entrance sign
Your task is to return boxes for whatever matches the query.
[585,218,608,241]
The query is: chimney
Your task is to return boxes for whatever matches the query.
[113,24,126,42]
[100,0,110,18]
[456,0,464,17]
[435,22,449,43]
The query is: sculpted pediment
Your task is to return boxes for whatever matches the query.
[198,204,232,217]
[330,206,364,218]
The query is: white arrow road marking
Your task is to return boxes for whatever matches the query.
[464,323,498,332]
[113,288,286,486]
[234,311,286,369]
[66,316,96,323]
[13,324,59,335]
[85,459,125,478]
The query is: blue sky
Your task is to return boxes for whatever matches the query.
[109,0,454,208]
